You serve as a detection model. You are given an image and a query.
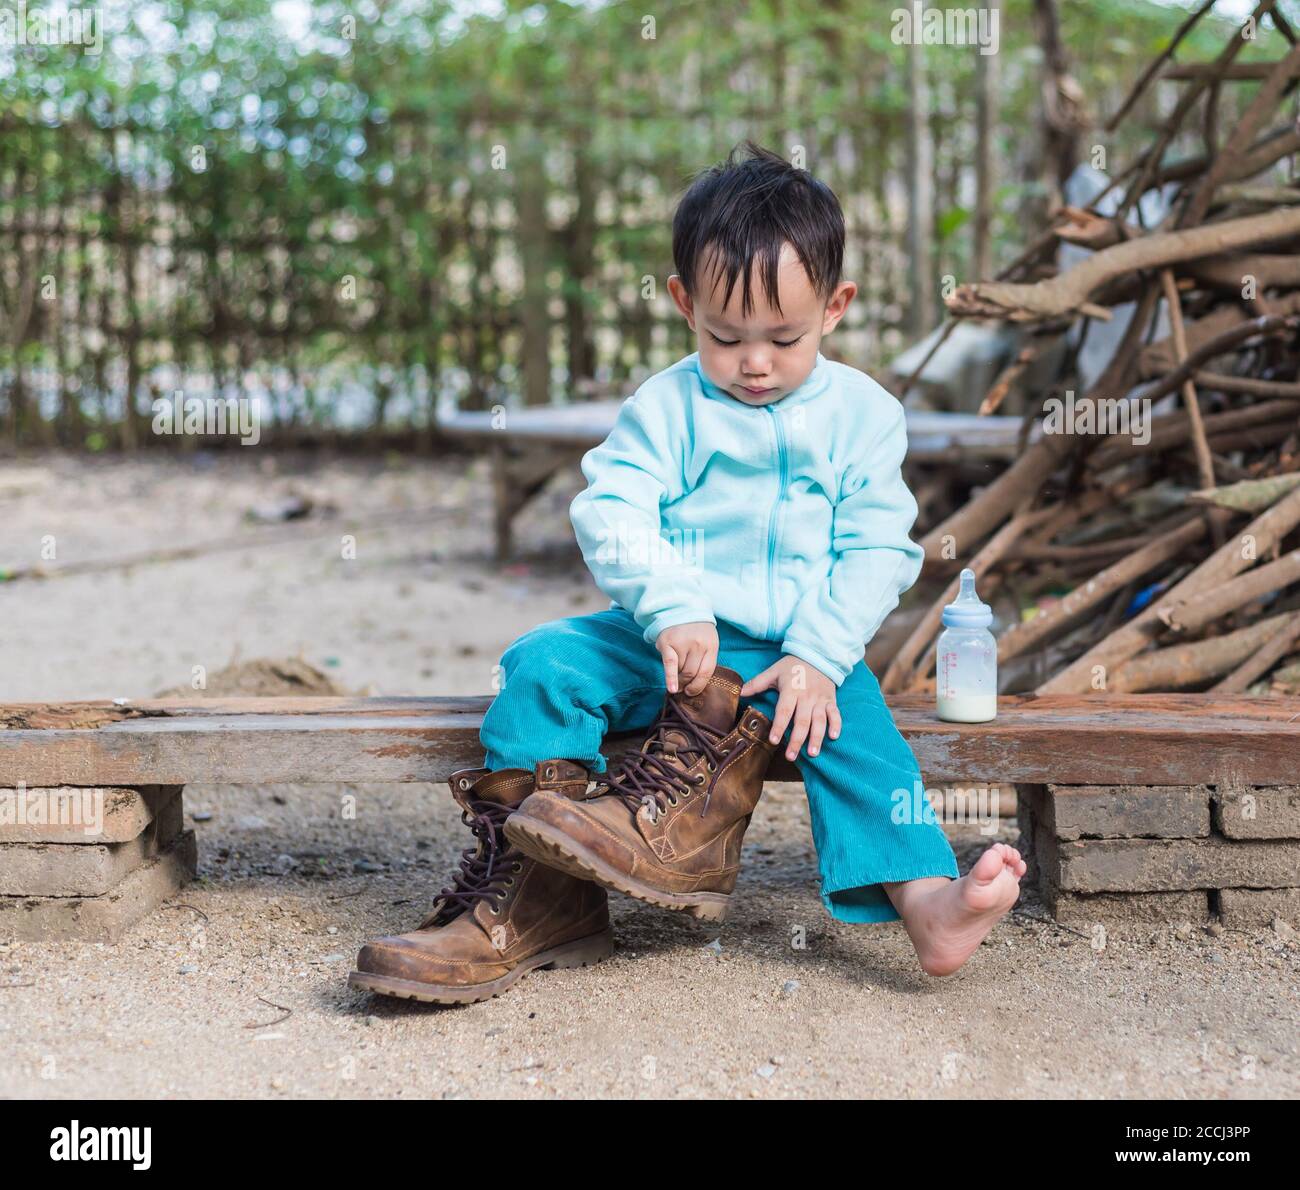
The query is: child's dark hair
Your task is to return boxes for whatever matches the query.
[672,140,845,318]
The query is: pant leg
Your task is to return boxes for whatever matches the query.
[480,608,666,774]
[716,623,958,924]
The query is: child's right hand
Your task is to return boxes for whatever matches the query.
[655,622,719,696]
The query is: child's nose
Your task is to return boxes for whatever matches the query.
[741,350,772,377]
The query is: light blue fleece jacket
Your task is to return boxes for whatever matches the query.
[568,350,925,687]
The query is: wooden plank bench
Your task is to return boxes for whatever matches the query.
[436,402,1041,559]
[2,693,1297,939]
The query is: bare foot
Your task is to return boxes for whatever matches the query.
[899,844,1026,977]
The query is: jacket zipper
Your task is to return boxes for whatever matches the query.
[764,406,787,639]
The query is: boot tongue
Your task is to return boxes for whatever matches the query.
[449,768,533,813]
[656,666,742,750]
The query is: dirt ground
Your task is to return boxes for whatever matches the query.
[0,451,1296,1099]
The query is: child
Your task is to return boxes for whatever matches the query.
[350,141,1025,1006]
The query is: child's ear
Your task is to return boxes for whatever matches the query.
[667,275,696,329]
[821,281,857,334]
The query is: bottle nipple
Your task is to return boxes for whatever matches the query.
[941,568,993,628]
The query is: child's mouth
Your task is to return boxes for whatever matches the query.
[740,384,775,396]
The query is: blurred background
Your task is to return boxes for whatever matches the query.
[0,0,1287,445]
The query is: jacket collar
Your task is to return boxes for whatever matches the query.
[690,351,832,411]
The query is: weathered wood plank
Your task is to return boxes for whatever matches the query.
[0,694,1296,786]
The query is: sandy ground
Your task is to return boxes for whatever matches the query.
[0,451,1296,1099]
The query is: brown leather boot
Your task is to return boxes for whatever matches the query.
[348,766,613,1004]
[504,667,776,922]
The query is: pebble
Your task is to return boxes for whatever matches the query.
[364,1016,379,1027]
[755,1063,777,1078]
[191,811,213,823]
[780,979,800,997]
[354,860,384,874]
[703,939,723,956]
[178,964,197,975]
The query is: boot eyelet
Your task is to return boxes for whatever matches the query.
[513,862,523,872]
[694,774,706,785]
[544,765,555,778]
[706,762,716,772]
[490,904,501,915]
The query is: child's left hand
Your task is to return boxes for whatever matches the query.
[740,656,841,761]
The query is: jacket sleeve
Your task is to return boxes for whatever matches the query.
[569,389,716,646]
[780,401,924,687]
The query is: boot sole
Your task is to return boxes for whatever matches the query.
[347,928,614,1005]
[504,814,731,922]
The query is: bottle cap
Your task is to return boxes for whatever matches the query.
[941,568,993,629]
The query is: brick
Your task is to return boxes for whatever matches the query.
[1045,784,1210,840]
[0,785,182,844]
[1218,887,1300,928]
[1214,786,1300,840]
[0,830,197,942]
[1036,833,1300,893]
[1044,885,1211,926]
[0,790,183,897]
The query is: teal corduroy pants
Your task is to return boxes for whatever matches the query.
[480,608,958,923]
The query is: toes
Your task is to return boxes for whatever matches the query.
[970,846,1005,883]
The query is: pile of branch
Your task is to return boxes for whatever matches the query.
[884,2,1300,699]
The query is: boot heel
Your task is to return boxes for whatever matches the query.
[686,900,729,922]
[541,929,615,970]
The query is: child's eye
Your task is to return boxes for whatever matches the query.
[709,331,805,347]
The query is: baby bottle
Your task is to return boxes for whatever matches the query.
[935,568,997,723]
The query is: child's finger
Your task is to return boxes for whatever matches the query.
[687,649,718,695]
[740,664,774,696]
[662,647,680,693]
[827,702,842,739]
[786,705,812,760]
[768,691,796,747]
[680,644,704,693]
[806,706,827,757]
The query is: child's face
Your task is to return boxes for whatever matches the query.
[667,242,855,406]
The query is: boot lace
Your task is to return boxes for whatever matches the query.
[597,697,730,821]
[424,801,521,926]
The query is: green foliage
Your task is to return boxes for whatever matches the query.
[0,0,1295,441]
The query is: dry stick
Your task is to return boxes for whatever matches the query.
[1037,482,1300,693]
[945,207,1300,321]
[1189,252,1300,289]
[1179,40,1300,229]
[1105,0,1218,131]
[1109,611,1296,692]
[1140,296,1300,377]
[1157,548,1300,632]
[919,284,1161,571]
[1195,372,1300,399]
[979,347,1039,415]
[1087,402,1300,469]
[1158,268,1216,490]
[1212,610,1300,692]
[1129,314,1295,407]
[1022,472,1152,546]
[882,504,1054,693]
[1189,471,1300,512]
[1117,0,1274,223]
[998,518,1208,663]
[1007,515,1205,562]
